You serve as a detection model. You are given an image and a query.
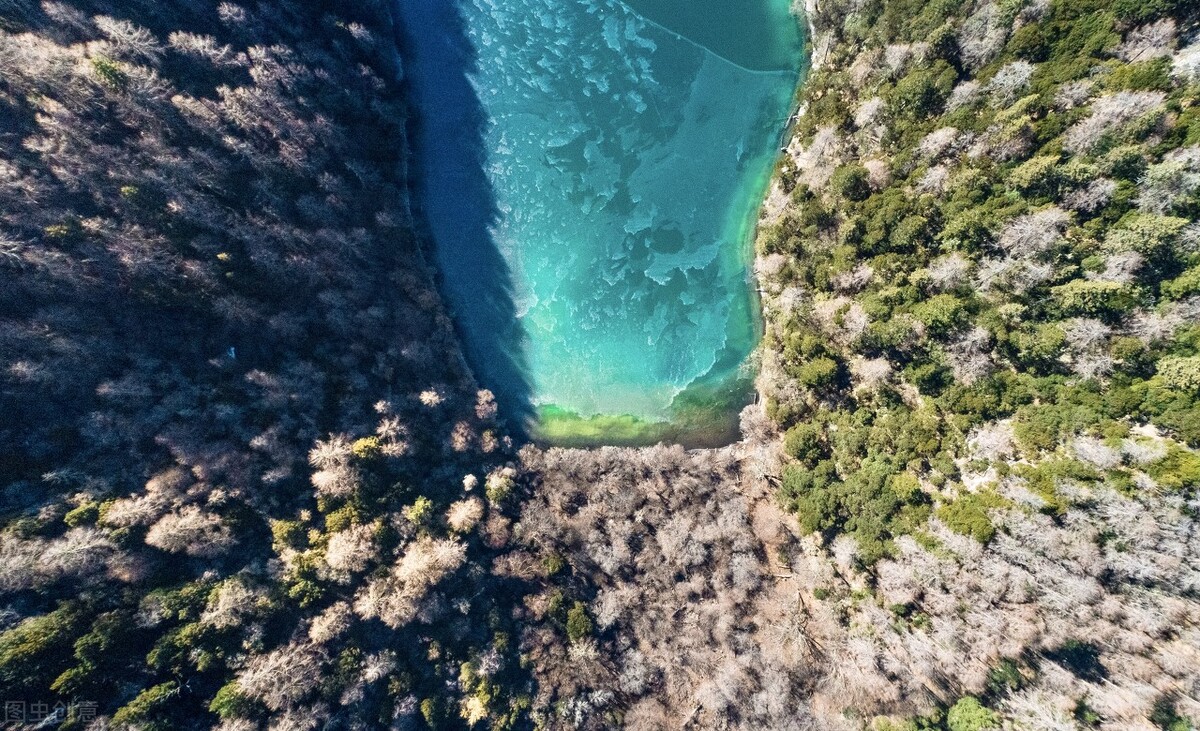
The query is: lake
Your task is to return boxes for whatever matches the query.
[396,0,805,446]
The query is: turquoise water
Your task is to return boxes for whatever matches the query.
[397,0,804,445]
[622,0,804,70]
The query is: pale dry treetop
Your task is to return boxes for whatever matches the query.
[145,505,235,558]
[1174,40,1200,80]
[201,580,267,629]
[791,126,843,191]
[831,262,874,293]
[324,523,378,575]
[946,325,995,383]
[1072,436,1122,471]
[168,31,242,67]
[236,643,324,712]
[854,96,886,129]
[94,15,163,62]
[883,43,914,75]
[1063,177,1117,212]
[849,356,892,391]
[985,60,1034,105]
[863,157,892,188]
[446,498,484,533]
[1137,146,1200,214]
[812,296,869,345]
[308,601,354,645]
[849,47,882,86]
[926,252,973,291]
[956,0,1009,70]
[968,420,1017,461]
[1122,437,1169,466]
[918,126,962,160]
[916,164,952,195]
[1063,317,1112,351]
[1054,79,1095,110]
[1116,18,1177,61]
[1063,91,1168,153]
[997,206,1070,259]
[947,79,982,110]
[216,2,247,25]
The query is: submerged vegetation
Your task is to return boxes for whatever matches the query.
[0,0,1197,729]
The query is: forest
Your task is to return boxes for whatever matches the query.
[754,0,1200,725]
[0,0,530,727]
[0,0,1198,729]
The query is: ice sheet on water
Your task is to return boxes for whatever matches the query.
[459,0,797,420]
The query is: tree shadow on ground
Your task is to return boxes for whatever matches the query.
[391,0,535,438]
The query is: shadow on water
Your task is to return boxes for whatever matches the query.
[390,0,535,437]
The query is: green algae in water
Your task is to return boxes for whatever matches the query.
[448,0,804,445]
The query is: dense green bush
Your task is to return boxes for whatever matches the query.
[946,697,999,731]
[1157,356,1200,393]
[1147,446,1200,490]
[0,605,84,697]
[566,602,594,643]
[795,356,843,390]
[833,165,874,201]
[784,423,827,466]
[111,682,178,730]
[937,490,1005,544]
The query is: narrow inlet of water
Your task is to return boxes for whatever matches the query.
[396,0,806,446]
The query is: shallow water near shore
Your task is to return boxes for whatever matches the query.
[397,0,805,446]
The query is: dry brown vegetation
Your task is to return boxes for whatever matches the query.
[511,433,1199,730]
[510,443,826,730]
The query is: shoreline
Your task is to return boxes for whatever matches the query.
[394,0,811,449]
[533,1,813,449]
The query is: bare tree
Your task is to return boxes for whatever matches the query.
[1116,19,1177,62]
[354,537,466,628]
[237,642,324,712]
[94,16,163,64]
[986,61,1034,105]
[446,498,484,534]
[1174,41,1200,81]
[145,505,236,557]
[1064,92,1167,153]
